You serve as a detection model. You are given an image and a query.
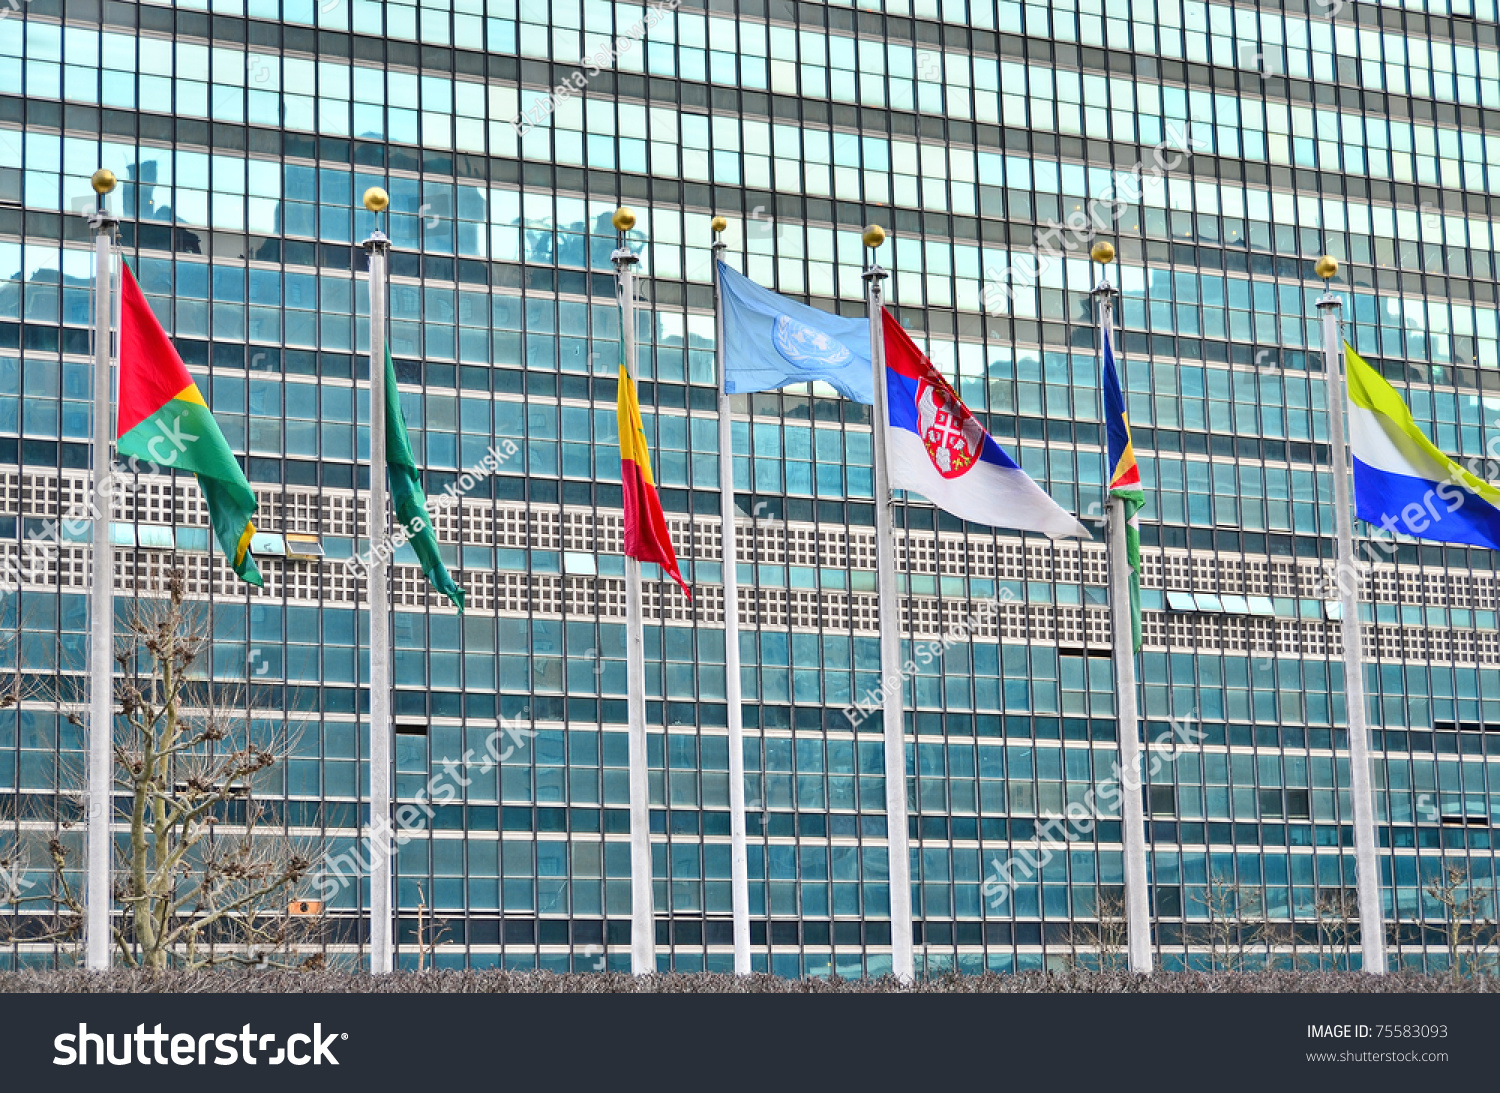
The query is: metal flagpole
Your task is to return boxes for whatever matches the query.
[1314,255,1387,974]
[862,225,914,981]
[86,168,119,971]
[361,187,394,973]
[613,207,656,975]
[710,217,752,974]
[1090,242,1152,974]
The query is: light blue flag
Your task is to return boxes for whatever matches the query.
[718,261,874,404]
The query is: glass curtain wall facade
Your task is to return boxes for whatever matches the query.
[2,0,1500,973]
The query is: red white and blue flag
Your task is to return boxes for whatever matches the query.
[882,309,1088,538]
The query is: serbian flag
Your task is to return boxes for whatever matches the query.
[617,358,690,597]
[116,262,262,585]
[883,309,1087,538]
[1103,323,1144,651]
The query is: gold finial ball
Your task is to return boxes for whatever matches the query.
[862,224,886,249]
[90,169,117,195]
[1314,255,1338,281]
[1090,240,1116,265]
[362,187,390,213]
[710,215,728,234]
[613,207,637,232]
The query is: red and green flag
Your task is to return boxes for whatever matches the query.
[383,349,465,612]
[116,262,262,586]
[616,353,689,598]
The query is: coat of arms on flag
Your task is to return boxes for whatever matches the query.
[916,376,985,478]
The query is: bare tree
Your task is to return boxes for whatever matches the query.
[1425,863,1496,983]
[1312,888,1359,971]
[5,571,315,968]
[1073,887,1128,973]
[1198,872,1262,972]
[411,883,453,972]
[1212,878,1295,971]
[1247,909,1297,970]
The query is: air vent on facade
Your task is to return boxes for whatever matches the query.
[1440,802,1490,826]
[284,534,324,560]
[173,780,248,798]
[1316,888,1359,915]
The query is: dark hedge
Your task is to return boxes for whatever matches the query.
[0,969,1493,993]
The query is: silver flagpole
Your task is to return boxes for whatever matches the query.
[862,225,914,981]
[86,168,119,971]
[613,207,656,975]
[1315,255,1387,974]
[1090,242,1152,974]
[710,218,752,974]
[360,187,394,973]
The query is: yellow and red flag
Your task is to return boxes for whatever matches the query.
[616,360,690,598]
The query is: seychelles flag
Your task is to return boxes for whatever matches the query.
[1346,342,1500,549]
[116,262,262,585]
[617,354,691,597]
[882,309,1088,538]
[1103,327,1144,651]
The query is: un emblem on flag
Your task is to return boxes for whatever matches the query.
[772,314,852,372]
[916,378,983,478]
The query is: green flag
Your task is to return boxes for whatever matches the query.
[384,350,465,612]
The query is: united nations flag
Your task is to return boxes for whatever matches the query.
[717,261,874,404]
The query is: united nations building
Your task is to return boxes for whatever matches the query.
[0,0,1498,976]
